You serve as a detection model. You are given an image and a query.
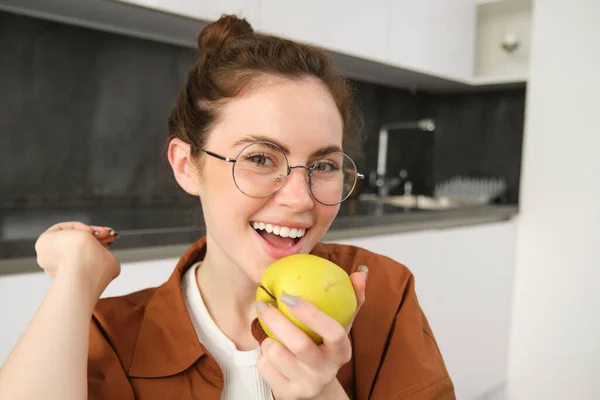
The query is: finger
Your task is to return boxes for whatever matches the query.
[261,338,304,381]
[280,296,352,365]
[44,222,117,241]
[96,229,120,244]
[257,350,291,398]
[350,265,368,309]
[45,221,94,234]
[91,226,118,240]
[256,302,325,369]
[345,265,368,334]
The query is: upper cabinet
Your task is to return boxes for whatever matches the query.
[0,0,531,90]
[473,0,533,85]
[387,0,476,82]
[259,0,389,63]
[113,0,261,25]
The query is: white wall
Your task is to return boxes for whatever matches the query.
[0,258,178,365]
[506,1,600,399]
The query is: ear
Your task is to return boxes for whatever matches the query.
[168,138,201,196]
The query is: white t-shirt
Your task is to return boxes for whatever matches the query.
[182,262,273,400]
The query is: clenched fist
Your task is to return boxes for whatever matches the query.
[35,221,121,300]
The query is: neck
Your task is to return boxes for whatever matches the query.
[194,235,259,350]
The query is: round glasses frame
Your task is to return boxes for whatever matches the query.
[199,141,364,206]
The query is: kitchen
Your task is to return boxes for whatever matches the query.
[0,1,598,399]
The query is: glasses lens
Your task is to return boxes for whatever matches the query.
[310,152,359,205]
[233,142,288,198]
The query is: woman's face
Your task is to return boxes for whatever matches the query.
[197,77,343,283]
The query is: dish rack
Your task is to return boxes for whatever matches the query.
[434,176,507,204]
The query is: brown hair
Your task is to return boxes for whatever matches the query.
[167,14,362,161]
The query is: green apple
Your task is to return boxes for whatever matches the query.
[256,254,357,344]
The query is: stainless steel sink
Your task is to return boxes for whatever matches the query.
[359,194,481,210]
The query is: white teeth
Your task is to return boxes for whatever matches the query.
[252,222,308,239]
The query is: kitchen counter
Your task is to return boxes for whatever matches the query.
[0,201,518,275]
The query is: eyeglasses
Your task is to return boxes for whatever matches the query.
[199,141,364,206]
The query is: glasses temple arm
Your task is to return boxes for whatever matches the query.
[199,149,237,163]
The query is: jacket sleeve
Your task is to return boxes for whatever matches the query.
[87,317,135,400]
[370,274,456,400]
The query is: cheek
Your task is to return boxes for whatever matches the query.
[199,165,236,201]
[315,203,340,229]
[201,171,268,224]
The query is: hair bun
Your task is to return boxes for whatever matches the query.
[197,15,254,53]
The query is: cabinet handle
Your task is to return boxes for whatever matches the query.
[501,33,520,53]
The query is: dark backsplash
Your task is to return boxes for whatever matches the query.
[0,11,194,208]
[0,11,525,208]
[350,81,433,196]
[348,81,525,203]
[427,89,525,203]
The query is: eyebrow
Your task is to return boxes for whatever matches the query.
[232,135,343,158]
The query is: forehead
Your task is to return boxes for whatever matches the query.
[208,77,344,154]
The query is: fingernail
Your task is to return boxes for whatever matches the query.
[280,293,299,308]
[105,227,115,236]
[358,265,369,282]
[93,230,100,236]
[256,301,268,314]
[113,232,120,239]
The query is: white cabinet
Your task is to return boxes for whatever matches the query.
[259,0,389,63]
[260,0,478,82]
[2,0,491,89]
[387,0,476,82]
[1,0,528,91]
[330,219,517,400]
[473,0,533,85]
[114,0,261,25]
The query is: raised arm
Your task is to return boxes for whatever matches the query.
[0,222,120,400]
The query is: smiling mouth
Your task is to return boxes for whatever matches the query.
[250,221,307,249]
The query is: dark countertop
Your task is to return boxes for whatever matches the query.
[0,201,518,275]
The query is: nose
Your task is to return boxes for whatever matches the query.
[273,167,314,211]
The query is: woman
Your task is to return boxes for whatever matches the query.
[0,15,455,400]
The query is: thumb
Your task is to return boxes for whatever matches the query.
[350,265,368,308]
[345,265,368,334]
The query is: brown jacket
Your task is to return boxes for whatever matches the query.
[88,237,455,399]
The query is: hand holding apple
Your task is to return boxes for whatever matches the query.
[255,255,368,399]
[256,254,359,344]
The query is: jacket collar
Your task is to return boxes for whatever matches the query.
[128,237,209,377]
[126,237,335,378]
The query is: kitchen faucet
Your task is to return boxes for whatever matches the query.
[371,118,435,197]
